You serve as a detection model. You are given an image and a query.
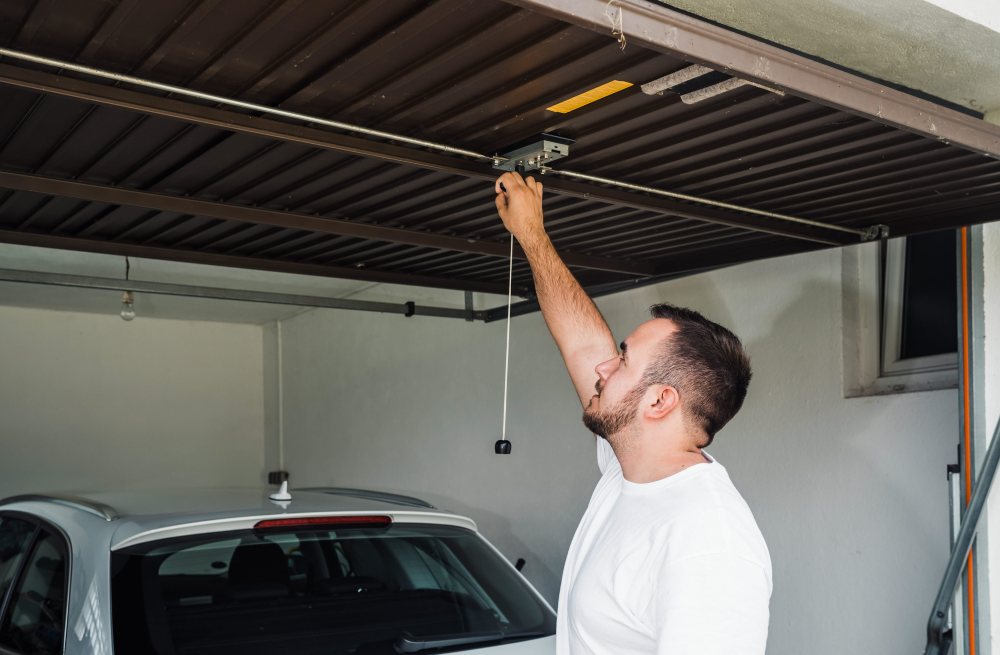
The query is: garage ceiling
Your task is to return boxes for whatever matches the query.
[1,0,999,317]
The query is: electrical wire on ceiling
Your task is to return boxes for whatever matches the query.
[0,47,882,242]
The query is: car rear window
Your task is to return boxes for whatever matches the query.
[111,522,554,654]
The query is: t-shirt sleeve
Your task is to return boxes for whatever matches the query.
[651,552,771,655]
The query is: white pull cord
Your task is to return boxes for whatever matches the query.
[500,235,514,444]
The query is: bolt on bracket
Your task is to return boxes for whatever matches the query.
[493,133,574,173]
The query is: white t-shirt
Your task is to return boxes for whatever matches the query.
[556,438,772,655]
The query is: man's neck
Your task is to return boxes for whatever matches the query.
[614,437,711,484]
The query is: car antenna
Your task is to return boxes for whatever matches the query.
[269,480,292,502]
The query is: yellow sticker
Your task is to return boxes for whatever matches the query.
[546,80,634,113]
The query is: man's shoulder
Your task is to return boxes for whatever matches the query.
[637,467,768,561]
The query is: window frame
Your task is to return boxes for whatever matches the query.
[842,239,958,397]
[879,237,959,380]
[0,511,71,655]
[0,515,39,630]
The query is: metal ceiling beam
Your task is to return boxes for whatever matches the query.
[0,170,651,276]
[0,229,515,296]
[0,62,850,245]
[504,0,1000,161]
[0,268,483,320]
[484,237,824,321]
[537,173,854,245]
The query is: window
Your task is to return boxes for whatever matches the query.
[842,231,958,396]
[0,516,36,608]
[112,523,554,654]
[0,527,69,655]
[881,230,958,378]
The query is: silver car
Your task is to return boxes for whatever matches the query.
[0,487,556,654]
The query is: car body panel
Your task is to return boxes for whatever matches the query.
[465,635,557,654]
[111,509,478,550]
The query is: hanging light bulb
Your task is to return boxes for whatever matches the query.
[120,290,136,321]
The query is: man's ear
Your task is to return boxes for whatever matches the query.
[646,385,680,419]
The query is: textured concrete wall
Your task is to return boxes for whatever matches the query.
[660,0,1000,114]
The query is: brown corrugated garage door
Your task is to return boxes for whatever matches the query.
[0,0,998,317]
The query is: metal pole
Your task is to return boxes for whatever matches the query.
[0,48,491,162]
[927,417,1000,654]
[0,268,485,320]
[540,166,872,238]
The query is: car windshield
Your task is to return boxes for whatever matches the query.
[111,522,554,654]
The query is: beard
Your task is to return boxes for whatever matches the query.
[582,381,647,445]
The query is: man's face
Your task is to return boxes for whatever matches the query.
[582,379,645,440]
[582,319,676,441]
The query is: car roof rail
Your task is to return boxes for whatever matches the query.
[300,487,436,509]
[0,493,120,522]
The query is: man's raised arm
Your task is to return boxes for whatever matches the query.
[494,172,618,408]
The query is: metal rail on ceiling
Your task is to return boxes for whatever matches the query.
[0,170,649,278]
[0,47,875,246]
[481,235,828,321]
[0,268,485,320]
[0,228,516,296]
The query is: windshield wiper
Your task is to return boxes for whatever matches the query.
[394,630,547,653]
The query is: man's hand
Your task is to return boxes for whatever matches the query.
[495,172,545,246]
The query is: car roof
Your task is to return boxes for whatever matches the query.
[0,487,478,549]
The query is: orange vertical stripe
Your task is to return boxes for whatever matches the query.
[960,227,976,654]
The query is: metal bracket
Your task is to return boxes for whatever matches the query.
[862,224,891,241]
[493,133,574,173]
[464,291,475,322]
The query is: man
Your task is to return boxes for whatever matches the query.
[494,171,772,654]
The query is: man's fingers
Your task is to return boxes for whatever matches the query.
[523,176,544,200]
[496,171,531,195]
[494,172,512,193]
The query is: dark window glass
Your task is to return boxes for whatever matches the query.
[112,523,554,655]
[0,531,68,655]
[900,230,958,359]
[0,516,36,607]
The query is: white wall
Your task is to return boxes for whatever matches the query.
[924,0,1000,33]
[0,306,267,499]
[279,246,956,654]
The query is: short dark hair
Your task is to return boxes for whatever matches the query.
[642,303,752,445]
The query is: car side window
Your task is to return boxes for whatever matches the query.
[0,529,68,655]
[0,516,37,607]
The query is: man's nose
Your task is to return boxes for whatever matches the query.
[595,356,619,380]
